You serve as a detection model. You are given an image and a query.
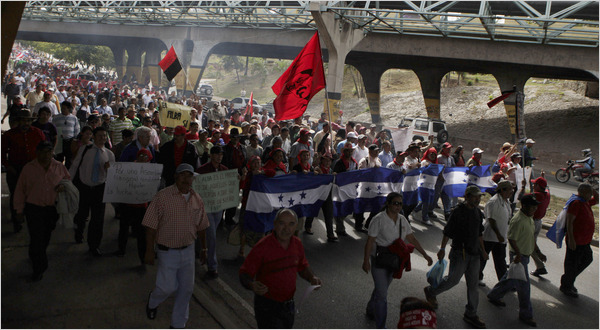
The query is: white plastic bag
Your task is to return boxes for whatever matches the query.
[426,259,447,288]
[507,261,527,282]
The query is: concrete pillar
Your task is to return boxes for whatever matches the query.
[143,48,164,88]
[355,65,387,123]
[310,4,365,122]
[110,45,126,79]
[414,68,448,119]
[492,72,530,142]
[125,46,143,85]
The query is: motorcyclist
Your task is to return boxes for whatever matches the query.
[574,148,595,181]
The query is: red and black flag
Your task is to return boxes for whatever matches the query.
[271,32,326,121]
[487,90,515,108]
[159,46,182,81]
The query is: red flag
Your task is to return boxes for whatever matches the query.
[487,91,515,108]
[159,46,182,81]
[271,32,326,121]
[244,91,254,116]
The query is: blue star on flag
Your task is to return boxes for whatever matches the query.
[288,197,295,206]
[365,187,371,192]
[278,194,284,202]
[300,191,307,199]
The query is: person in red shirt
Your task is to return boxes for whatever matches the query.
[14,141,70,281]
[1,109,46,233]
[184,122,200,141]
[560,183,598,298]
[530,174,551,277]
[240,208,322,329]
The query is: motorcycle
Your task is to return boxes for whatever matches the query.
[555,160,599,190]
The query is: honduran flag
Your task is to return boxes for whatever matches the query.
[402,168,422,206]
[546,194,585,248]
[442,167,469,198]
[467,165,497,194]
[332,167,404,218]
[418,164,445,205]
[244,173,334,232]
[159,46,183,82]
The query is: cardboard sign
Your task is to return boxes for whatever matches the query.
[389,126,414,153]
[158,100,193,129]
[192,169,240,213]
[102,162,163,203]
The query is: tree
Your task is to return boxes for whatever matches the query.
[220,55,243,84]
[19,41,115,69]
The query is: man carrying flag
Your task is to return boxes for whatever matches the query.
[272,32,326,121]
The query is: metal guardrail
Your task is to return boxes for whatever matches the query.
[22,1,599,47]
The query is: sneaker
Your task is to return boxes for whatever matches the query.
[422,219,434,226]
[423,286,438,309]
[559,286,578,298]
[146,292,157,320]
[463,314,486,329]
[487,298,506,307]
[519,316,537,327]
[478,280,486,287]
[530,268,547,277]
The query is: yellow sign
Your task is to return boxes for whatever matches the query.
[158,101,193,129]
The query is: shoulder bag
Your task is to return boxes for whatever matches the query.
[374,217,403,271]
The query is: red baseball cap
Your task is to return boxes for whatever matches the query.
[531,177,547,189]
[174,126,187,136]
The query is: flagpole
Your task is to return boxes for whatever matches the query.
[316,30,335,158]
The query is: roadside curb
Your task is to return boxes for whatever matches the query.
[193,269,256,329]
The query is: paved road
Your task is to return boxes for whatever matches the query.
[213,208,599,329]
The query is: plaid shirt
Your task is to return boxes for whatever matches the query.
[142,185,209,248]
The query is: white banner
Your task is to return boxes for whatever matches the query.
[193,169,240,213]
[102,162,163,204]
[389,127,414,153]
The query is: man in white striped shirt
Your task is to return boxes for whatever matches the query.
[53,101,80,168]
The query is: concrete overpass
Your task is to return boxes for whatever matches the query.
[15,8,599,140]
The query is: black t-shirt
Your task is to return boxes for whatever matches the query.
[443,202,484,255]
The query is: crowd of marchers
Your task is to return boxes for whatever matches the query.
[2,47,598,329]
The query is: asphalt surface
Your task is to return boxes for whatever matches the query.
[213,208,599,329]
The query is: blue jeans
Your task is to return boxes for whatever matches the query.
[487,253,533,320]
[149,244,195,328]
[205,211,223,271]
[367,256,395,328]
[428,248,480,317]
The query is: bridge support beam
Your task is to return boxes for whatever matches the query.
[414,68,448,120]
[143,48,164,88]
[311,4,364,123]
[110,45,126,79]
[125,46,143,85]
[492,72,530,143]
[355,65,387,124]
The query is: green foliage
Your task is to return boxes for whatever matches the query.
[19,41,115,69]
[467,80,473,86]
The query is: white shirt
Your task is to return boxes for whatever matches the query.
[482,193,512,242]
[368,211,413,255]
[353,145,368,162]
[358,155,381,169]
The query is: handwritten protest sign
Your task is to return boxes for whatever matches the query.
[193,169,240,213]
[103,162,163,204]
[389,126,414,153]
[158,100,193,129]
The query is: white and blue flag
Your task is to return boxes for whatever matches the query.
[467,165,497,194]
[442,167,469,198]
[402,168,422,206]
[332,167,404,217]
[418,164,445,204]
[244,173,334,232]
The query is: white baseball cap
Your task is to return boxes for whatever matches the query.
[472,148,484,154]
[525,138,535,144]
